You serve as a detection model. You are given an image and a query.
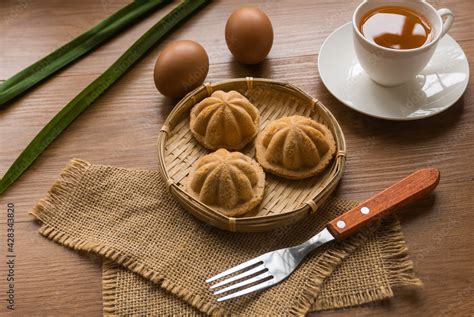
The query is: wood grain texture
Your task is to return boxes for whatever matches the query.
[328,168,440,240]
[0,0,473,316]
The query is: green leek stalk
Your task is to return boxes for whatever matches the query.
[0,0,170,107]
[0,0,210,194]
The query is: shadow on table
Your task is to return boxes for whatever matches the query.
[333,95,465,146]
[228,58,273,79]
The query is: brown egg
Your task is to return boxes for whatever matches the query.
[154,40,209,99]
[225,7,273,64]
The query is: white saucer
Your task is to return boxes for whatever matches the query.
[318,22,469,120]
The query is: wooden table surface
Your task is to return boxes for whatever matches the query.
[1,0,473,316]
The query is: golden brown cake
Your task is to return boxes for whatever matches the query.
[190,90,260,150]
[186,149,265,217]
[255,115,336,180]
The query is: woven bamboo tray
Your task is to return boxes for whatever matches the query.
[157,78,346,232]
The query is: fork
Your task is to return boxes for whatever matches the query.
[206,168,440,302]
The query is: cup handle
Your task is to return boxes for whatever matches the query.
[437,8,454,38]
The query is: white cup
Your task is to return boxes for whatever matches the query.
[353,0,454,86]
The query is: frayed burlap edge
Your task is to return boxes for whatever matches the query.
[102,260,119,316]
[29,159,418,316]
[312,218,423,311]
[289,229,372,315]
[378,219,423,290]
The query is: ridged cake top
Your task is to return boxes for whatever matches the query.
[190,90,260,151]
[255,115,336,179]
[186,149,265,217]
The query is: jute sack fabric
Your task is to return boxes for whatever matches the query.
[31,159,421,316]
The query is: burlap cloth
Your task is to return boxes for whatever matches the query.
[31,159,422,316]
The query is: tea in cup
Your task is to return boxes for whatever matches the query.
[352,0,454,86]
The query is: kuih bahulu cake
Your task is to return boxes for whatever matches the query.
[255,115,336,180]
[186,149,265,217]
[190,90,260,151]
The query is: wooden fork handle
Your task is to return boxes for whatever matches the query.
[327,168,440,241]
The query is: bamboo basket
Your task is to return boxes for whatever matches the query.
[157,78,346,232]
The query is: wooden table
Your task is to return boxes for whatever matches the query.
[1,0,473,315]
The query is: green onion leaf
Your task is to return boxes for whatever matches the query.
[0,0,170,107]
[0,0,210,194]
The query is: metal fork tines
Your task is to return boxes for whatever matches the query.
[206,255,275,302]
[206,228,335,302]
